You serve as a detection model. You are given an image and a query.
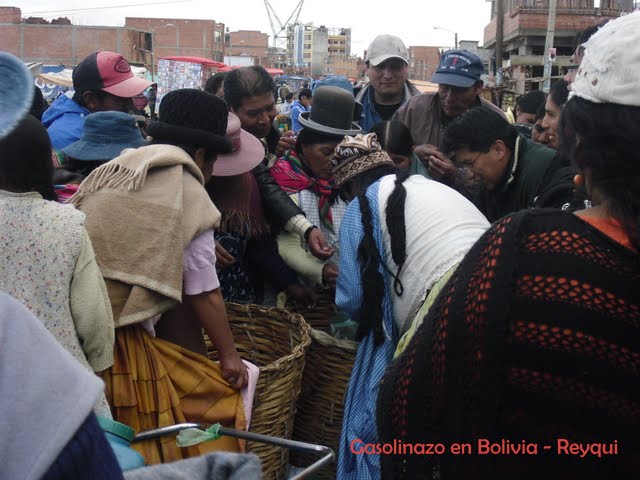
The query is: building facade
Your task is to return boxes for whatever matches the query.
[0,8,228,80]
[226,30,270,66]
[125,17,226,74]
[0,7,149,67]
[289,22,354,78]
[483,0,631,92]
[408,46,443,82]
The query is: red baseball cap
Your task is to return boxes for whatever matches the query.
[72,51,153,98]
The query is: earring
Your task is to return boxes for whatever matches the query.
[573,173,584,187]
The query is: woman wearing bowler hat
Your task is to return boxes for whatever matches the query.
[70,89,252,464]
[271,86,361,287]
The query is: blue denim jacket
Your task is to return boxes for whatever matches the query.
[355,81,420,133]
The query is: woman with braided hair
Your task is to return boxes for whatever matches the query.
[332,133,489,479]
[377,13,640,480]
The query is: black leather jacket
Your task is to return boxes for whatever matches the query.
[251,154,304,229]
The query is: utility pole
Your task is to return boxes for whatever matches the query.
[542,0,558,93]
[495,0,504,86]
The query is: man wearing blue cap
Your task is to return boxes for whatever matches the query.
[392,49,504,188]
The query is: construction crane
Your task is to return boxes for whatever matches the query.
[264,0,304,69]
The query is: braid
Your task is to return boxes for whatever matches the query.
[385,169,410,296]
[356,192,386,345]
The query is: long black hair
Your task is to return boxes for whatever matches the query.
[349,165,411,345]
[0,115,56,201]
[559,96,640,250]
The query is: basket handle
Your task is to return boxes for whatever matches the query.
[133,423,334,479]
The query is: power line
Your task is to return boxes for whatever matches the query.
[1,0,193,17]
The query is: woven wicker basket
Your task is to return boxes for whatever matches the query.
[205,303,311,480]
[290,328,358,479]
[284,286,338,331]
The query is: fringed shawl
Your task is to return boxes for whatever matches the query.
[71,144,221,328]
[205,172,271,239]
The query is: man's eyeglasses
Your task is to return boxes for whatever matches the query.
[458,152,482,169]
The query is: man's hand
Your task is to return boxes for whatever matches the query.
[219,350,248,390]
[413,144,458,184]
[215,241,236,269]
[307,228,335,261]
[322,264,339,286]
[286,283,318,308]
[275,131,297,158]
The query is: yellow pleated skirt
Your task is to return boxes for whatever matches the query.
[100,323,246,465]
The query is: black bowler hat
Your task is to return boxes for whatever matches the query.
[147,89,232,153]
[298,86,362,137]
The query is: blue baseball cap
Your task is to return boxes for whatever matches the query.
[431,50,484,88]
[0,52,34,140]
[62,111,146,161]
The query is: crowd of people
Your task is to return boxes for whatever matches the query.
[1,10,638,480]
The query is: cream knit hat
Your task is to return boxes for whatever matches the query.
[0,52,34,139]
[572,11,640,106]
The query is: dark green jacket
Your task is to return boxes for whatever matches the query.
[475,136,557,222]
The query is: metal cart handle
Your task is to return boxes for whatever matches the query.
[133,423,334,480]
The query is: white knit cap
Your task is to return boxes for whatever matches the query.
[572,11,640,106]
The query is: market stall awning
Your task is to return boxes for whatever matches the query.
[411,80,439,93]
[160,56,227,68]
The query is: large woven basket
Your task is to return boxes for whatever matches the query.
[205,303,311,480]
[284,286,337,331]
[290,328,358,479]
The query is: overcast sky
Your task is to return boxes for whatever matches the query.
[12,0,493,55]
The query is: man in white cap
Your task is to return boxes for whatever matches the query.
[356,34,420,132]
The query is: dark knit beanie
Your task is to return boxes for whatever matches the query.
[147,89,232,153]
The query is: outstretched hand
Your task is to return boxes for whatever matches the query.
[307,228,335,261]
[322,264,339,286]
[275,131,297,158]
[414,144,457,184]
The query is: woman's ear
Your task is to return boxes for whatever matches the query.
[193,147,207,170]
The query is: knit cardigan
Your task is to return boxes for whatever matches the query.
[377,209,640,480]
[0,190,114,417]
